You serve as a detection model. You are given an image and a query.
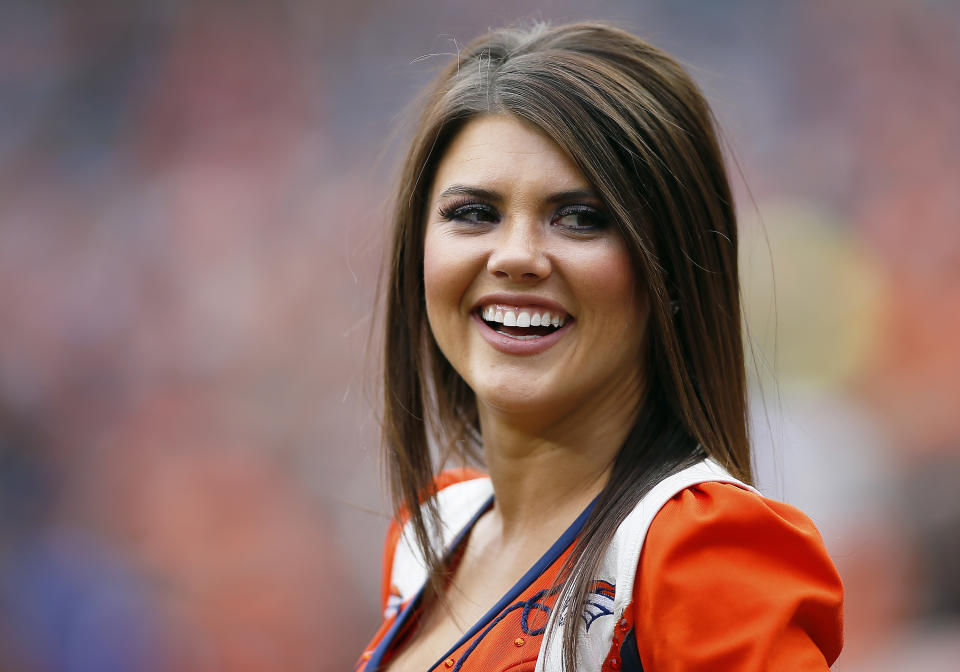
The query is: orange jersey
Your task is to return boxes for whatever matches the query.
[357,461,843,671]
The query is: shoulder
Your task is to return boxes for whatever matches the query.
[378,469,490,613]
[386,468,490,529]
[430,467,490,496]
[646,481,838,561]
[634,482,844,669]
[382,467,490,554]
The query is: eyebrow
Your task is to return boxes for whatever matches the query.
[436,184,601,205]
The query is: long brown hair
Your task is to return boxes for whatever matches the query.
[381,21,752,669]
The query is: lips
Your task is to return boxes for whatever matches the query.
[471,296,573,353]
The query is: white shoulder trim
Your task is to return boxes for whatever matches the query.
[535,458,757,672]
[389,476,493,603]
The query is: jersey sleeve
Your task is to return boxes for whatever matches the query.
[633,481,844,671]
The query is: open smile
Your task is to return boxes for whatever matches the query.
[472,302,574,354]
[478,303,568,340]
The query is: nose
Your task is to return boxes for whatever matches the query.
[486,221,551,281]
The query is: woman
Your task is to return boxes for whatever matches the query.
[357,22,843,672]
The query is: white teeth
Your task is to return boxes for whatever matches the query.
[479,304,569,329]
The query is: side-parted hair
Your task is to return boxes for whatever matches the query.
[382,21,752,670]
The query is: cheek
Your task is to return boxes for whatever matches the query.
[422,230,473,332]
[575,242,640,306]
[577,244,649,342]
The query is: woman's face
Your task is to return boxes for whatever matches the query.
[423,115,648,426]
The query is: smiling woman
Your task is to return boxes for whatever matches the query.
[358,22,843,672]
[424,116,646,420]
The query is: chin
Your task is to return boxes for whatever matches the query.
[473,379,572,419]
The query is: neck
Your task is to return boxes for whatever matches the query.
[475,380,641,543]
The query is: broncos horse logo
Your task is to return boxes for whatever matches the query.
[384,584,404,619]
[581,580,616,631]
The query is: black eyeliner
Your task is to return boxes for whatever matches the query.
[437,199,500,223]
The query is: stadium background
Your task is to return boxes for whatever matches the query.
[1,0,958,670]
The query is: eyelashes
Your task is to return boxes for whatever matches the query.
[552,204,609,231]
[436,199,609,232]
[437,200,499,225]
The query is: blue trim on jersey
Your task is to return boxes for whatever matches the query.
[366,494,596,672]
[431,499,594,670]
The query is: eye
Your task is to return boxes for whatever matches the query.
[552,204,608,231]
[437,202,500,225]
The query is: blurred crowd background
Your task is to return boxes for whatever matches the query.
[1,0,958,670]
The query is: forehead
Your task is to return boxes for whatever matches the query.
[430,115,591,199]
